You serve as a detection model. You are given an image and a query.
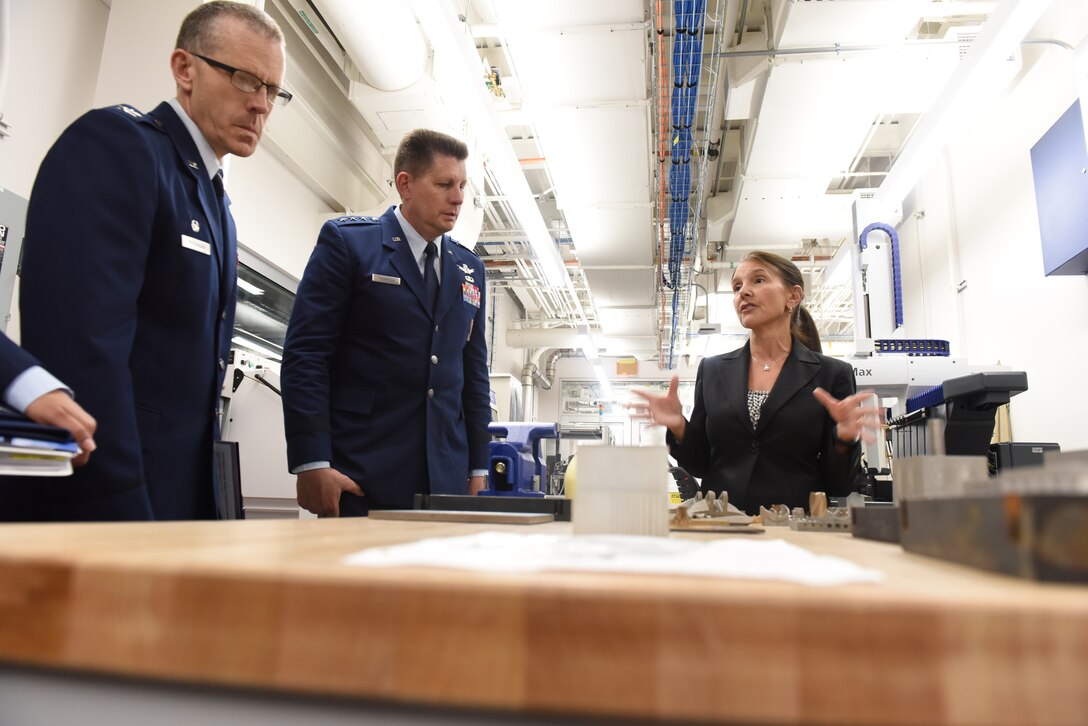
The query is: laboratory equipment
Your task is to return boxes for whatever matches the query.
[480,422,559,497]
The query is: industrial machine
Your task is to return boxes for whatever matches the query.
[841,201,1041,490]
[220,351,300,518]
[480,422,559,497]
[889,371,1030,458]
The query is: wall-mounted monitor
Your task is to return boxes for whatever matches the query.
[1030,99,1088,276]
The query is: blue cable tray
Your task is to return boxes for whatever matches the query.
[874,339,950,357]
[906,384,946,413]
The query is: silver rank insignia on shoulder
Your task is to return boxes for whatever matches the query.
[191,220,200,232]
[119,105,141,118]
[457,263,473,274]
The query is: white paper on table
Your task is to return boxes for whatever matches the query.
[344,532,883,587]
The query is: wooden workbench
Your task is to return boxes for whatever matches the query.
[0,519,1084,725]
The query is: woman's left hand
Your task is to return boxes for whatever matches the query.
[813,387,882,445]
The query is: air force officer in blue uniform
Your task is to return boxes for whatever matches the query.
[282,129,491,517]
[8,2,288,520]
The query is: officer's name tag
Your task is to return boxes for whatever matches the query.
[371,273,401,285]
[181,234,211,256]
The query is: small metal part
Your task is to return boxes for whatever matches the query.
[759,504,790,526]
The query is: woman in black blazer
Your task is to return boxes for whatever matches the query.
[632,252,877,514]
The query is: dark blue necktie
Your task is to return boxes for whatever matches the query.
[212,170,228,232]
[211,171,232,310]
[424,241,439,312]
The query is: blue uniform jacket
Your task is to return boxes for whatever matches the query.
[281,207,491,512]
[0,333,38,396]
[9,102,236,521]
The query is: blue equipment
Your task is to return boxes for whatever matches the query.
[480,422,559,498]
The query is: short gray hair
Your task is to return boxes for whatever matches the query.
[176,1,283,55]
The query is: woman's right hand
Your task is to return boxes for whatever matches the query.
[629,374,686,440]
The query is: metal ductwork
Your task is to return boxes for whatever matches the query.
[314,0,485,246]
[520,349,576,421]
[315,0,428,91]
[521,348,570,393]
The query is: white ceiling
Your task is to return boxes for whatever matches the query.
[307,0,1021,359]
[489,0,656,338]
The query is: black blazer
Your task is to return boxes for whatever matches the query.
[668,338,863,514]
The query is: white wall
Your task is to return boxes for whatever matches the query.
[0,0,109,198]
[228,144,332,278]
[898,167,967,356]
[0,0,109,341]
[487,288,526,378]
[899,5,1088,451]
[91,0,189,110]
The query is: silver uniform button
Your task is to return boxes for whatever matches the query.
[431,355,438,364]
[218,358,226,370]
[434,325,439,332]
[427,389,435,399]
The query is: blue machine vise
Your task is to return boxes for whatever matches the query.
[481,422,559,497]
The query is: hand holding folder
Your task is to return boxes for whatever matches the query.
[0,408,84,477]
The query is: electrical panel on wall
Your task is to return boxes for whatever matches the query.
[0,186,29,333]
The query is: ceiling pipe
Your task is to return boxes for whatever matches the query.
[470,22,648,36]
[703,0,739,269]
[653,0,670,367]
[519,348,576,421]
[709,1,750,203]
[523,348,574,392]
[316,0,427,91]
[507,327,658,351]
[735,0,750,46]
[718,38,967,60]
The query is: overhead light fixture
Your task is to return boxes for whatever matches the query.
[410,0,572,292]
[231,335,282,362]
[592,363,614,402]
[237,279,265,296]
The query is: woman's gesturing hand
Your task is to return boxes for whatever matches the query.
[629,375,687,440]
[813,387,882,445]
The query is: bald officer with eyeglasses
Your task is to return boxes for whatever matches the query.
[7,2,289,521]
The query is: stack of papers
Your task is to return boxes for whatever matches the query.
[0,410,79,476]
[345,532,884,586]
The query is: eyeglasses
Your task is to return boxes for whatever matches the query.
[191,53,293,107]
